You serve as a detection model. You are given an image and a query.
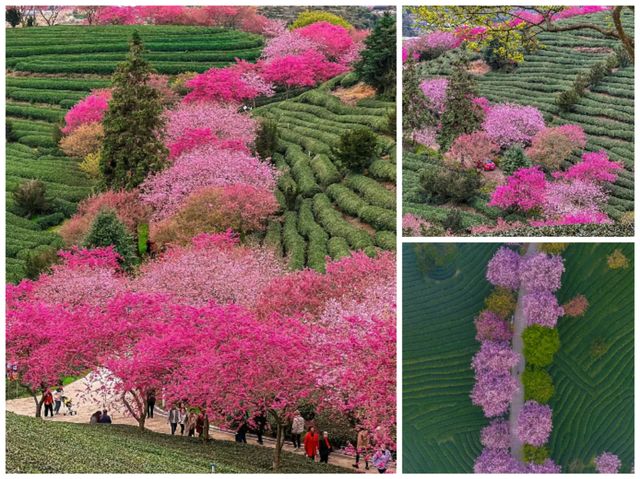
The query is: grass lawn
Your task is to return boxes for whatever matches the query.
[6,412,347,473]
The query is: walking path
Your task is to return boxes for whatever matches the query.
[509,242,538,460]
[6,374,391,473]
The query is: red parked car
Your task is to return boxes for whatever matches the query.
[482,160,496,171]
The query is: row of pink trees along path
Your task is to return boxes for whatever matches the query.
[8,15,392,472]
[7,234,396,470]
[472,245,563,473]
[477,245,627,473]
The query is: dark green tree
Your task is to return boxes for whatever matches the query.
[403,60,435,138]
[254,119,279,161]
[332,128,378,173]
[355,12,396,97]
[437,61,483,150]
[101,31,167,190]
[84,210,137,270]
[13,180,50,218]
[6,7,22,28]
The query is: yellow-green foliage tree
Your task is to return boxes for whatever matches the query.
[291,10,352,30]
[484,287,517,319]
[407,6,634,63]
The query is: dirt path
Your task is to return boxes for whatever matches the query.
[509,243,538,459]
[6,374,390,473]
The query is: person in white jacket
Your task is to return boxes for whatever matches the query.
[168,405,180,435]
[291,411,305,449]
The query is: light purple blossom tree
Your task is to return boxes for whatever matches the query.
[472,341,520,373]
[519,252,565,293]
[517,400,552,446]
[595,452,621,473]
[480,418,510,449]
[522,292,564,328]
[486,246,521,290]
[474,310,513,342]
[471,370,519,417]
[474,448,525,473]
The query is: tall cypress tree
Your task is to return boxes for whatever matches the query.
[355,12,396,97]
[437,60,483,151]
[101,31,167,190]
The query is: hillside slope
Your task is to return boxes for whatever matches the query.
[5,25,263,282]
[255,79,396,271]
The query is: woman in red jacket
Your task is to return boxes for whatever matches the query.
[42,388,54,417]
[303,426,319,460]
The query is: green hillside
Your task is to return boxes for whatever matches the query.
[404,9,634,233]
[255,79,396,271]
[6,412,345,473]
[5,25,263,282]
[402,243,499,472]
[550,243,634,472]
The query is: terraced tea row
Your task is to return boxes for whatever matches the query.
[255,85,396,271]
[550,243,634,471]
[7,25,263,74]
[403,244,500,473]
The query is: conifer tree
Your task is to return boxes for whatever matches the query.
[437,60,482,150]
[101,32,167,189]
[355,13,396,97]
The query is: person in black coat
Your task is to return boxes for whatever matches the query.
[319,431,333,464]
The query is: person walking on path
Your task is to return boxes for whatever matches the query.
[98,409,112,424]
[319,431,333,464]
[178,406,187,435]
[254,413,267,445]
[42,388,54,417]
[235,420,248,443]
[146,390,156,419]
[186,411,197,437]
[53,387,63,415]
[371,444,392,474]
[291,410,305,449]
[303,426,320,460]
[353,427,371,470]
[168,405,180,435]
[196,412,205,438]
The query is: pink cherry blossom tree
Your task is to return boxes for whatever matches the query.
[519,252,565,292]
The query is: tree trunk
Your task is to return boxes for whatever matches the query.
[612,6,635,61]
[122,391,147,430]
[32,391,44,418]
[273,420,284,471]
[202,414,210,442]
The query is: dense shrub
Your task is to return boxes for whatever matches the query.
[484,288,516,319]
[332,128,377,173]
[24,247,60,280]
[420,165,480,204]
[522,325,560,367]
[555,88,580,112]
[59,122,104,158]
[558,150,622,184]
[59,190,150,246]
[442,209,464,233]
[62,91,110,135]
[522,368,554,403]
[80,152,102,178]
[523,445,550,465]
[6,121,18,142]
[445,131,499,169]
[562,294,589,317]
[539,243,568,255]
[170,71,198,95]
[291,10,352,30]
[12,180,50,218]
[526,125,586,170]
[83,210,137,270]
[607,249,629,269]
[500,146,531,176]
[151,185,279,247]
